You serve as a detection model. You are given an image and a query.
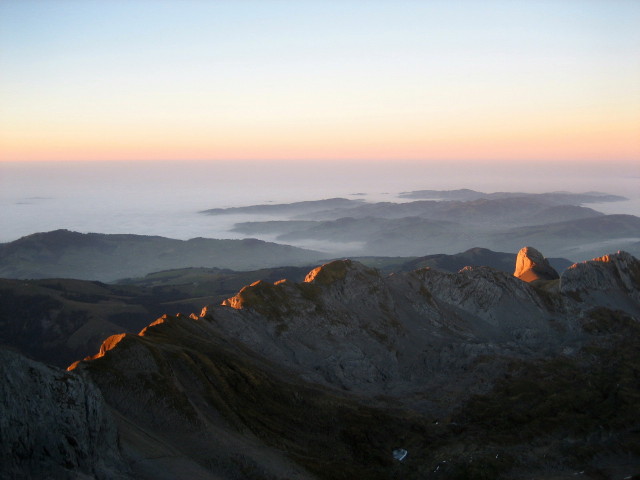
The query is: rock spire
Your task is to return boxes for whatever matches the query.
[513,246,559,282]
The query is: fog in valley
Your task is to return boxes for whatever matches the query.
[1,160,639,268]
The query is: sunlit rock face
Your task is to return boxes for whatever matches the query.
[68,333,129,371]
[0,348,130,480]
[561,251,640,293]
[304,259,353,284]
[513,246,559,282]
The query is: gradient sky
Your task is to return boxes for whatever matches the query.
[1,0,639,163]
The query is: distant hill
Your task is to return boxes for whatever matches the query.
[398,189,627,204]
[504,213,640,238]
[302,197,605,225]
[279,216,458,243]
[0,230,324,281]
[494,214,640,259]
[200,197,362,215]
[193,190,638,261]
[118,265,311,288]
[228,209,639,260]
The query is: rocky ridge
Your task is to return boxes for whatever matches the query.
[58,249,640,478]
[560,250,640,315]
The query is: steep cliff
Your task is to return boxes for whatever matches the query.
[0,348,130,479]
[560,251,640,315]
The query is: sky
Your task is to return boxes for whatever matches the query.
[1,0,639,163]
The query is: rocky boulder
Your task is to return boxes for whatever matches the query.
[513,246,559,282]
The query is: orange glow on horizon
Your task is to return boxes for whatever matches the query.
[3,1,639,166]
[2,124,637,163]
[2,97,637,163]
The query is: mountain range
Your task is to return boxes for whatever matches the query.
[397,189,627,203]
[203,190,640,260]
[1,188,639,479]
[0,247,573,368]
[2,190,637,282]
[2,247,639,479]
[0,229,323,282]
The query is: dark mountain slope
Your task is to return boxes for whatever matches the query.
[71,316,434,480]
[0,229,323,281]
[0,278,150,367]
[0,347,130,479]
[0,266,312,367]
[65,251,640,478]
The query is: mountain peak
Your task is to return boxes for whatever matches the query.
[304,259,352,284]
[67,333,129,371]
[221,280,288,311]
[560,251,640,310]
[304,259,378,285]
[513,246,559,283]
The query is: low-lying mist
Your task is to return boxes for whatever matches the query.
[1,160,638,255]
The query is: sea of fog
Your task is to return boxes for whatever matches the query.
[1,160,639,246]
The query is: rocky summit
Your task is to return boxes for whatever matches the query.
[4,248,640,479]
[513,245,559,283]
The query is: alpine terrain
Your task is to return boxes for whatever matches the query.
[2,248,639,479]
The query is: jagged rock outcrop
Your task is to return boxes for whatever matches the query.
[513,246,559,282]
[560,251,640,314]
[412,265,561,329]
[65,252,640,479]
[0,348,130,480]
[78,259,581,404]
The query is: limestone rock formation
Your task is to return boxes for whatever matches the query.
[67,252,640,478]
[76,259,580,412]
[0,348,130,480]
[560,251,640,314]
[21,251,640,479]
[513,246,559,282]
